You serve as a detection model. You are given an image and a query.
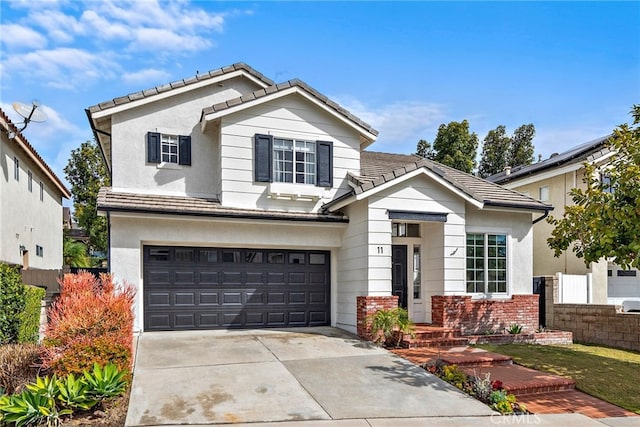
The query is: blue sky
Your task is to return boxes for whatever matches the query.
[1,1,639,200]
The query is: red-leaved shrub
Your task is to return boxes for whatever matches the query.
[42,272,135,379]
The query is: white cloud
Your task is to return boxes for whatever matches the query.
[122,68,171,85]
[128,27,212,53]
[28,9,83,43]
[2,47,119,90]
[0,24,48,49]
[335,96,448,153]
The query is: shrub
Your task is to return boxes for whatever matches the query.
[368,307,415,347]
[17,285,46,344]
[42,272,135,380]
[0,264,26,344]
[506,324,523,334]
[0,344,41,394]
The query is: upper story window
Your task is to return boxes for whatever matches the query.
[40,181,44,201]
[254,134,333,187]
[146,132,191,166]
[600,173,614,194]
[466,233,507,294]
[539,185,549,202]
[14,157,19,181]
[28,171,33,192]
[36,245,44,257]
[273,138,316,184]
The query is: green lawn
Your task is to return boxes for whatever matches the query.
[476,343,640,414]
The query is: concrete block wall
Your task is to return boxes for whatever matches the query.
[431,295,539,335]
[551,304,640,352]
[356,295,399,340]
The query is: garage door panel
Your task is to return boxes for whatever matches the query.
[144,246,330,331]
[175,292,195,306]
[147,292,171,307]
[199,292,219,305]
[245,291,265,305]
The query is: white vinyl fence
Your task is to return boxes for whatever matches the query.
[557,272,592,303]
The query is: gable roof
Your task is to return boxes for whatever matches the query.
[0,108,71,199]
[488,135,611,184]
[86,63,274,116]
[200,78,378,145]
[324,151,552,214]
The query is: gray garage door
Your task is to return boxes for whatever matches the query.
[143,246,331,331]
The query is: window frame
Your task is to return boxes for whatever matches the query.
[28,171,33,192]
[254,134,333,187]
[465,232,509,295]
[146,131,191,166]
[14,157,19,181]
[539,185,549,202]
[39,181,44,201]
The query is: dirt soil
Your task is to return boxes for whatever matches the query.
[61,390,129,426]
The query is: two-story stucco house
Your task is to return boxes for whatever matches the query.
[489,137,640,305]
[0,109,71,270]
[86,63,551,334]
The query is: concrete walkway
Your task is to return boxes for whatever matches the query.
[125,328,635,426]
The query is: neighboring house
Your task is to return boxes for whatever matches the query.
[86,63,551,334]
[488,137,628,304]
[0,109,71,270]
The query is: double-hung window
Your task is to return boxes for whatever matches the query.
[146,132,191,166]
[466,233,507,294]
[273,138,316,184]
[254,134,333,187]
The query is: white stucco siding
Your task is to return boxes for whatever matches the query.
[0,138,64,269]
[109,213,346,332]
[465,206,534,295]
[218,95,362,212]
[335,201,369,332]
[108,78,263,197]
[368,175,467,296]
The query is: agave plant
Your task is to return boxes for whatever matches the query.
[83,363,128,400]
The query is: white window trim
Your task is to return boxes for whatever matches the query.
[465,227,512,298]
[272,137,317,185]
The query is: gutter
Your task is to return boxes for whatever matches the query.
[533,209,551,224]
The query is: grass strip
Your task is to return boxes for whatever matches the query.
[476,343,640,414]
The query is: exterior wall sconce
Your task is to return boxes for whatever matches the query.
[19,245,26,254]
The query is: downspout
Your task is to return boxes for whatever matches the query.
[533,209,550,224]
[106,211,111,272]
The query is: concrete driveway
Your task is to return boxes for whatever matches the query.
[125,327,611,427]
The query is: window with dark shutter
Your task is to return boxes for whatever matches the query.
[178,135,191,165]
[254,134,273,182]
[316,140,333,187]
[147,132,161,163]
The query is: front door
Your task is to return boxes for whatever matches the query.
[392,245,408,309]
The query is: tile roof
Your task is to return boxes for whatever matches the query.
[325,151,552,212]
[200,78,379,137]
[0,108,71,198]
[86,63,274,114]
[97,188,347,223]
[488,135,611,184]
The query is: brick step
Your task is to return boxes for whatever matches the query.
[437,350,512,367]
[407,330,462,340]
[460,364,575,397]
[402,337,470,348]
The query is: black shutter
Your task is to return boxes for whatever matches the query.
[316,140,333,187]
[178,135,191,166]
[254,134,273,182]
[146,132,161,163]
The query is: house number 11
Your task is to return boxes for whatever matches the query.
[377,246,384,254]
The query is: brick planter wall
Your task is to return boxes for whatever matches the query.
[551,304,640,352]
[431,295,539,335]
[356,295,399,340]
[466,331,573,345]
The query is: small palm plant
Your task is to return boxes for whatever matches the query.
[368,307,415,347]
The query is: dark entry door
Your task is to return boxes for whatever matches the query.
[392,245,408,309]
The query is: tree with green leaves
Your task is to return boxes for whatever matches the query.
[508,123,535,168]
[547,105,640,269]
[64,140,110,254]
[63,237,92,268]
[478,125,511,178]
[421,120,478,174]
[416,139,435,160]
